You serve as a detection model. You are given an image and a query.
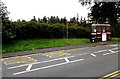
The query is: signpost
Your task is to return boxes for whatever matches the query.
[66,23,70,44]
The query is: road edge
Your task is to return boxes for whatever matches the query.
[2,40,119,58]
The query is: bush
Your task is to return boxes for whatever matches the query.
[2,21,91,43]
[112,23,120,37]
[51,24,66,38]
[2,18,16,43]
[68,26,90,38]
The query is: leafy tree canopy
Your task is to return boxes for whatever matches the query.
[79,1,120,24]
[0,1,10,19]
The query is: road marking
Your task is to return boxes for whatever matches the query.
[26,64,33,71]
[106,44,120,47]
[108,50,115,53]
[63,47,87,51]
[103,51,118,56]
[1,47,85,60]
[65,58,70,62]
[0,53,43,61]
[109,73,120,78]
[8,62,37,70]
[57,56,75,59]
[0,58,9,61]
[42,51,71,58]
[79,52,90,55]
[99,70,120,79]
[0,55,36,61]
[112,47,119,50]
[103,52,117,56]
[104,70,119,77]
[8,56,75,69]
[94,50,107,53]
[70,59,84,62]
[3,56,37,65]
[1,43,119,61]
[13,58,84,75]
[8,59,62,69]
[51,53,71,58]
[0,44,100,60]
[90,53,96,57]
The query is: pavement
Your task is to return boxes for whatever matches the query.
[1,40,120,78]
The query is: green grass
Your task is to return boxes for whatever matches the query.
[112,37,120,41]
[2,38,90,54]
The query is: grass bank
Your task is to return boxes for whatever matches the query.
[112,38,120,41]
[2,38,90,54]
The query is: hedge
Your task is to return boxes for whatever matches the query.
[2,21,91,43]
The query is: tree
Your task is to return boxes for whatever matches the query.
[79,1,120,24]
[70,17,79,25]
[80,16,83,23]
[60,17,67,24]
[38,18,41,23]
[55,16,60,23]
[90,2,118,24]
[30,16,37,22]
[70,17,75,23]
[0,1,10,19]
[43,16,47,23]
[116,2,120,22]
[49,16,54,23]
[79,1,120,37]
[1,1,16,43]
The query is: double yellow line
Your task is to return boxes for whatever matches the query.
[100,70,120,79]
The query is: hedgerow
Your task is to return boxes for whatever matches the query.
[2,21,91,43]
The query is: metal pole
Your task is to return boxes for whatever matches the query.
[67,25,69,44]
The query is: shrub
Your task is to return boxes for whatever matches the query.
[112,23,120,37]
[2,18,16,43]
[3,21,91,43]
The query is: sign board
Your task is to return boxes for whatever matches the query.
[102,33,107,41]
[66,23,70,26]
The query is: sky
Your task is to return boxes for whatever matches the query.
[3,0,92,21]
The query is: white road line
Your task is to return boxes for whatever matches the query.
[70,59,84,63]
[8,56,75,69]
[109,49,115,53]
[93,48,119,54]
[112,47,119,50]
[8,58,60,69]
[103,51,118,56]
[93,50,107,53]
[90,53,96,57]
[26,64,33,71]
[13,59,84,75]
[65,58,70,62]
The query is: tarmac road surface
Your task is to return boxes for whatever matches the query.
[1,43,120,78]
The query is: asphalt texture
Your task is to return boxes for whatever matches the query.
[2,40,119,58]
[1,40,120,78]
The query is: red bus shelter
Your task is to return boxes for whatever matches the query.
[90,24,112,42]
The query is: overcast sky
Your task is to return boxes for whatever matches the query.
[3,0,92,21]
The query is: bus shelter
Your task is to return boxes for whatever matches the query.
[90,24,112,42]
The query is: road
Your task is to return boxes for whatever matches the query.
[1,43,120,78]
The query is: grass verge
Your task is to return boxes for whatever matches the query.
[112,38,120,41]
[2,38,90,54]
